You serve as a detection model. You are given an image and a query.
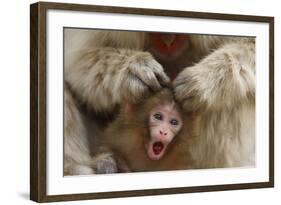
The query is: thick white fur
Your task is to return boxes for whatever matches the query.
[64,85,119,175]
[173,38,255,168]
[64,29,255,174]
[64,86,95,175]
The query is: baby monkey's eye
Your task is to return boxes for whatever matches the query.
[154,113,163,120]
[170,119,179,126]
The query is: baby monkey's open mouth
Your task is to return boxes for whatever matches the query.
[153,141,164,155]
[146,138,169,160]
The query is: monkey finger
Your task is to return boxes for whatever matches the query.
[143,76,162,92]
[174,85,201,112]
[149,61,170,84]
[129,64,160,90]
[155,71,170,86]
[136,67,162,91]
[174,83,193,101]
[142,58,170,85]
[126,77,150,102]
[172,74,191,87]
[144,57,163,73]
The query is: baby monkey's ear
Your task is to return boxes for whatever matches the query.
[123,100,133,115]
[121,99,145,122]
[121,97,138,117]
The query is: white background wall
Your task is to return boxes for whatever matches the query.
[0,0,279,204]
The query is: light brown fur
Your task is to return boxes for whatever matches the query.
[101,89,198,172]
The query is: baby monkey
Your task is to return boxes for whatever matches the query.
[140,89,183,161]
[95,88,195,173]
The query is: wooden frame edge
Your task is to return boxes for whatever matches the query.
[30,2,39,202]
[36,1,274,22]
[37,182,273,203]
[269,17,274,188]
[30,2,48,202]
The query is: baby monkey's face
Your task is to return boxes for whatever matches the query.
[146,102,183,160]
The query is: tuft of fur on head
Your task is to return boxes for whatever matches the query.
[134,88,180,120]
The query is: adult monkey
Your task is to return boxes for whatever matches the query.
[64,29,255,175]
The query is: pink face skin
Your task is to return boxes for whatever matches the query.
[146,102,182,160]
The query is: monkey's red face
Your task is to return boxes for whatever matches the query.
[146,103,182,160]
[149,32,190,61]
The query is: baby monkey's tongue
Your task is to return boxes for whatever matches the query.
[153,142,164,155]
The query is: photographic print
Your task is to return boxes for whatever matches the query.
[30,2,274,202]
[63,29,256,175]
